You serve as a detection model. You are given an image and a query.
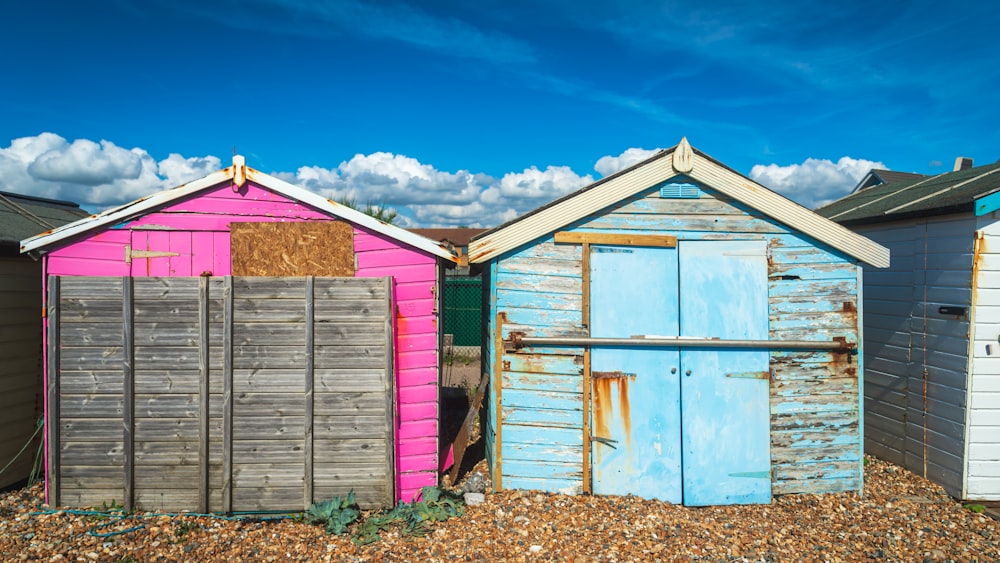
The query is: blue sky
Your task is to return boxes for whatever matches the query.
[2,0,998,227]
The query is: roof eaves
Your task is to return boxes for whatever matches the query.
[686,152,889,268]
[20,167,235,253]
[21,159,458,263]
[469,139,888,268]
[469,149,676,263]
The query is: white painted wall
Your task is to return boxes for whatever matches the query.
[856,215,974,499]
[967,215,1000,499]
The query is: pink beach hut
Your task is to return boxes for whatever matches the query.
[21,156,457,512]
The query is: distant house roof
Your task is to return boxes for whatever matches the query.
[0,191,88,255]
[21,156,458,263]
[469,137,889,268]
[816,161,1000,225]
[852,169,928,192]
[408,228,488,249]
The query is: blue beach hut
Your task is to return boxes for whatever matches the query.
[468,138,889,505]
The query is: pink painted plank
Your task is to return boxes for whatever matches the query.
[393,281,435,301]
[169,231,193,276]
[394,317,436,340]
[191,231,216,276]
[398,419,437,440]
[213,232,231,275]
[397,332,437,352]
[397,385,437,404]
[398,349,437,371]
[356,247,435,270]
[46,239,127,261]
[399,471,436,492]
[352,231,402,252]
[127,213,329,232]
[398,367,437,387]
[355,263,433,281]
[397,299,435,318]
[398,437,437,456]
[47,255,129,276]
[166,196,332,218]
[399,402,437,420]
[400,456,437,475]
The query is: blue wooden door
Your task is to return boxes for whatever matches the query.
[590,245,681,502]
[588,240,770,505]
[678,240,771,506]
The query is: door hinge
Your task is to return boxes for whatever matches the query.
[124,245,180,264]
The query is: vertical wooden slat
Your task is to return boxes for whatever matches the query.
[582,243,592,494]
[494,311,504,491]
[198,275,210,513]
[46,276,60,506]
[222,276,234,513]
[384,277,396,502]
[122,276,135,512]
[304,276,314,508]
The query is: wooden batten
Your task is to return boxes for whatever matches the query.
[304,276,315,508]
[46,277,61,507]
[222,276,234,513]
[554,232,677,248]
[197,276,210,513]
[494,312,504,491]
[582,243,592,494]
[123,276,135,512]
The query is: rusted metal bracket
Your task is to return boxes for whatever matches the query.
[590,436,618,449]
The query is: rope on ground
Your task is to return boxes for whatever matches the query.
[28,507,293,538]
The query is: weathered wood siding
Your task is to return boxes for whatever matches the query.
[0,257,43,489]
[486,181,862,497]
[968,217,1000,499]
[50,276,394,512]
[42,180,442,503]
[855,216,973,498]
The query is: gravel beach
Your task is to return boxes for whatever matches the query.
[1,456,997,562]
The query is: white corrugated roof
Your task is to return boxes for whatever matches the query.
[468,138,889,268]
[21,156,458,263]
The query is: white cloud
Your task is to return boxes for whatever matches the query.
[10,134,780,228]
[0,133,172,208]
[749,156,885,209]
[594,147,661,176]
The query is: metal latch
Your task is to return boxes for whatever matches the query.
[590,436,618,449]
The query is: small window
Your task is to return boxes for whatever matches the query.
[659,183,700,199]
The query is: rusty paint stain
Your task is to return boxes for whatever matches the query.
[842,301,856,312]
[592,370,636,379]
[502,360,511,371]
[592,373,635,452]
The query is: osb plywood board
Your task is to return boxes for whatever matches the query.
[230,222,355,277]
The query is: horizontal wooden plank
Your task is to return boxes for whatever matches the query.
[232,440,305,462]
[233,463,306,487]
[554,231,677,247]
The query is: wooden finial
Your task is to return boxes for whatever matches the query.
[673,136,693,173]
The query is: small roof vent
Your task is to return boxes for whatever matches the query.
[954,157,974,171]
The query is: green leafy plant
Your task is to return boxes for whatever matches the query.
[965,503,986,513]
[353,486,465,545]
[306,491,361,535]
[174,520,199,541]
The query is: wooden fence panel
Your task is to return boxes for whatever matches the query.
[50,276,394,512]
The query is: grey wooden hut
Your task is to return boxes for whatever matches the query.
[0,192,87,489]
[817,157,1000,501]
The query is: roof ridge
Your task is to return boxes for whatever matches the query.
[826,172,945,221]
[0,192,56,230]
[883,164,1000,215]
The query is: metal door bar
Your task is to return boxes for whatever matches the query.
[506,333,853,351]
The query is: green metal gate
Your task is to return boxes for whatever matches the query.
[443,276,481,347]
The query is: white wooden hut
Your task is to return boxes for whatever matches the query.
[817,157,1000,500]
